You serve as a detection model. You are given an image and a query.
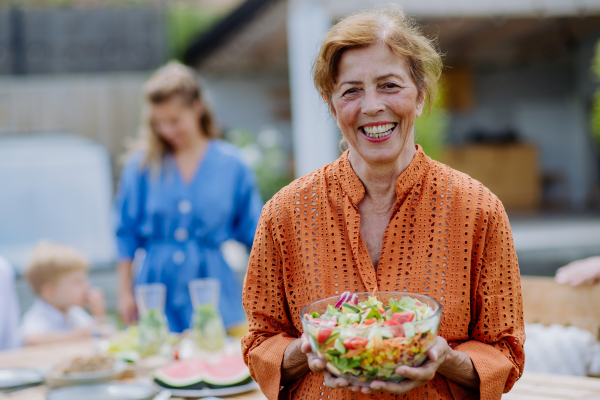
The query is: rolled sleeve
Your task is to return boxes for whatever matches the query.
[448,340,515,400]
[246,333,297,400]
[449,200,525,399]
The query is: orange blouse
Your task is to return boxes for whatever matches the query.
[242,146,525,400]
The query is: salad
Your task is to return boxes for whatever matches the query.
[302,291,440,384]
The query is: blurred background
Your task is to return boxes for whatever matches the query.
[1,0,600,313]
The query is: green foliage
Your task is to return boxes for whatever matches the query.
[414,85,449,161]
[166,3,224,61]
[591,40,600,149]
[226,128,293,203]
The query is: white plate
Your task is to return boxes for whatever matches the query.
[155,380,259,398]
[47,382,157,400]
[0,368,44,389]
[46,360,129,387]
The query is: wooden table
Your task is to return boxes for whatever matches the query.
[0,339,266,400]
[2,340,600,399]
[502,373,600,400]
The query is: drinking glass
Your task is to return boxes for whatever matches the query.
[189,278,226,351]
[135,283,168,356]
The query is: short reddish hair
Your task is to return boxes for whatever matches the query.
[313,7,442,114]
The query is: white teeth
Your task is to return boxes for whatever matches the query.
[362,123,396,138]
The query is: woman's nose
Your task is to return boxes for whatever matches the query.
[362,88,385,116]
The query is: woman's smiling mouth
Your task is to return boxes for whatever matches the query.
[359,122,397,141]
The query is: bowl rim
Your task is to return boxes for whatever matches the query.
[300,291,443,331]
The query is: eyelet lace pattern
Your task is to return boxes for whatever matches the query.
[242,146,525,400]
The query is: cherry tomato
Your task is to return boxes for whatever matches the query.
[343,336,369,350]
[391,311,414,324]
[363,318,376,325]
[317,328,333,344]
[384,320,405,337]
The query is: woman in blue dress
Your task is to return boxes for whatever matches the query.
[114,62,263,333]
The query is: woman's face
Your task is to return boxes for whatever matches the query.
[151,97,203,151]
[331,42,424,166]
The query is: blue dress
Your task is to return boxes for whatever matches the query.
[114,140,263,333]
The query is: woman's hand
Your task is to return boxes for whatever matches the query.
[299,334,353,389]
[299,335,476,394]
[118,287,138,325]
[555,256,600,286]
[117,260,137,325]
[303,336,456,394]
[349,336,451,394]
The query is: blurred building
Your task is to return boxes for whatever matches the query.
[186,0,600,214]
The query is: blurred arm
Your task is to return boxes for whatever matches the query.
[113,158,145,324]
[117,260,137,324]
[555,256,600,286]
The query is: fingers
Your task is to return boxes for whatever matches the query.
[426,336,449,362]
[394,360,436,383]
[300,334,313,354]
[306,351,325,372]
[301,333,327,373]
[323,371,350,389]
[369,379,421,394]
[363,337,450,395]
[369,363,436,395]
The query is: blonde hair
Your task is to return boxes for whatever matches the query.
[137,61,220,169]
[313,7,443,115]
[25,241,88,295]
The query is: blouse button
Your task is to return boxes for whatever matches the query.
[174,227,189,242]
[172,250,185,265]
[178,200,192,214]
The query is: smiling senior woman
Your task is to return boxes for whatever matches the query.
[242,8,524,400]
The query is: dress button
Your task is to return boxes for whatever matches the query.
[178,200,192,214]
[174,227,188,242]
[172,250,185,265]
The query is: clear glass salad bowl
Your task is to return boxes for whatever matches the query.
[300,291,442,386]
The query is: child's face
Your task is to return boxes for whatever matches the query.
[43,270,90,310]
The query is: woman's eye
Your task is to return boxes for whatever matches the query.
[383,83,399,89]
[343,88,358,96]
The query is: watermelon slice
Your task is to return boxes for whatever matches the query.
[154,354,253,390]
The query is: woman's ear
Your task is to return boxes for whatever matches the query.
[415,92,426,118]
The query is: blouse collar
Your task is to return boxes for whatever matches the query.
[335,145,431,206]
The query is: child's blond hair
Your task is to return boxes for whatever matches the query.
[25,241,89,295]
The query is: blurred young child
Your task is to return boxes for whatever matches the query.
[20,241,106,345]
